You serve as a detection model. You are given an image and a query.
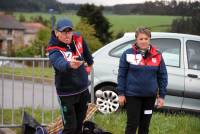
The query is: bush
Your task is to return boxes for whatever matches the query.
[171,14,200,35]
[75,19,102,52]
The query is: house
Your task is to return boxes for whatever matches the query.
[22,22,46,46]
[0,14,25,56]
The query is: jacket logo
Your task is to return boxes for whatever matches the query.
[126,54,142,65]
[60,50,72,61]
[152,58,157,63]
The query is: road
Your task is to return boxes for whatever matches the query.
[0,78,59,109]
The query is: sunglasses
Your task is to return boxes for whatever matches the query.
[60,28,73,36]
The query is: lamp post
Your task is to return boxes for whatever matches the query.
[49,8,55,31]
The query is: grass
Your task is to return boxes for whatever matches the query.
[1,109,200,134]
[93,111,200,134]
[106,15,179,33]
[0,108,60,134]
[13,12,180,34]
[1,66,53,79]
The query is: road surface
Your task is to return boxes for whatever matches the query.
[0,78,59,109]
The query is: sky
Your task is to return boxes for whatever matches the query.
[57,0,199,6]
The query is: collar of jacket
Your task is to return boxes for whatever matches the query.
[132,43,159,57]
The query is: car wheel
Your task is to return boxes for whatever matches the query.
[95,86,119,114]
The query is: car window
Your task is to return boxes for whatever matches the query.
[151,38,181,67]
[110,40,134,57]
[186,40,200,70]
[110,38,181,67]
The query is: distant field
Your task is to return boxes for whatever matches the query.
[106,15,179,33]
[14,12,179,34]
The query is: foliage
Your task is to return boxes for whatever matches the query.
[114,0,200,16]
[15,47,35,57]
[16,28,51,57]
[31,28,51,57]
[75,19,102,52]
[19,14,26,22]
[30,15,52,27]
[77,4,113,44]
[171,14,200,35]
[1,0,200,16]
[114,31,125,39]
[0,0,81,12]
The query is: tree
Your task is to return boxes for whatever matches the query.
[19,14,26,22]
[171,14,200,36]
[77,4,113,44]
[30,15,51,27]
[75,18,102,52]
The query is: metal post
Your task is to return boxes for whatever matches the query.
[49,8,55,31]
[22,60,25,124]
[32,61,35,118]
[11,60,15,125]
[42,60,45,125]
[1,60,4,125]
[90,67,95,104]
[51,68,55,122]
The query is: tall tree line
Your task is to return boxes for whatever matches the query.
[0,0,79,12]
[1,0,199,16]
[114,0,200,16]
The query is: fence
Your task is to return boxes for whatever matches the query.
[0,57,94,128]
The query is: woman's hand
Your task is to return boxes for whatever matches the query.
[119,95,126,106]
[156,97,164,108]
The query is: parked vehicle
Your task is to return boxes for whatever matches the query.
[92,32,200,113]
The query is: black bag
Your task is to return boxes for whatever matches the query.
[82,121,112,134]
[21,112,40,134]
[35,126,48,134]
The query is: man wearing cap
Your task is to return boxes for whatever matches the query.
[47,19,93,134]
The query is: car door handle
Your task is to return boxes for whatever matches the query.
[187,74,198,78]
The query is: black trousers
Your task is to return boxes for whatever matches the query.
[125,96,156,134]
[58,90,90,134]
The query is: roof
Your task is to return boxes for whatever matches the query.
[0,15,25,30]
[22,22,46,34]
[123,32,200,40]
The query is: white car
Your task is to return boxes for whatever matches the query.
[92,32,200,113]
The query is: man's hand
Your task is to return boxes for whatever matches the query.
[119,95,126,106]
[156,97,165,108]
[70,59,83,69]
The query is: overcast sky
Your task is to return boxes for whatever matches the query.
[57,0,198,6]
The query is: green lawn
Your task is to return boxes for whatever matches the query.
[106,15,179,33]
[2,66,53,79]
[14,12,180,34]
[93,111,200,134]
[1,109,200,134]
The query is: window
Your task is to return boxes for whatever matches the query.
[110,40,134,57]
[151,38,181,67]
[110,38,181,67]
[7,29,13,35]
[0,40,3,55]
[186,40,200,70]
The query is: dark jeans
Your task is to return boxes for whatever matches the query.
[125,96,156,134]
[58,90,90,134]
